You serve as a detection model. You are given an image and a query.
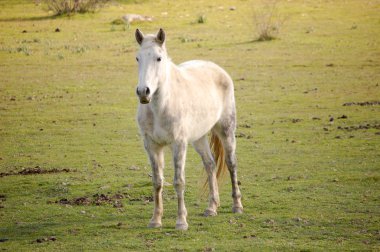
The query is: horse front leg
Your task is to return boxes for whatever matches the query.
[172,141,188,230]
[144,137,165,228]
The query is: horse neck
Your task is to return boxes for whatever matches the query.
[151,60,176,112]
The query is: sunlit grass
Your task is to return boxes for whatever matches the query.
[0,0,379,251]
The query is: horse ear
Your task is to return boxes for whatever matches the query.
[135,29,144,45]
[156,28,165,45]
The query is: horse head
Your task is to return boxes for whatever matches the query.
[135,28,167,104]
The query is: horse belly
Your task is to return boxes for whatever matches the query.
[185,102,222,142]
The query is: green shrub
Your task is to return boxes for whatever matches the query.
[197,14,206,24]
[253,0,286,41]
[45,0,109,15]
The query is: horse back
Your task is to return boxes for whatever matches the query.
[178,60,234,93]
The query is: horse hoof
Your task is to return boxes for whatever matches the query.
[175,223,188,231]
[203,209,217,217]
[148,222,162,228]
[232,206,243,214]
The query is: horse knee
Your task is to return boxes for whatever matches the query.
[153,177,164,191]
[174,178,185,191]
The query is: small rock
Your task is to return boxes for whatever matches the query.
[292,118,302,123]
[55,28,60,32]
[129,165,139,171]
[229,6,236,10]
[122,14,153,24]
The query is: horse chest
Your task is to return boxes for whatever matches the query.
[151,119,174,143]
[140,114,176,145]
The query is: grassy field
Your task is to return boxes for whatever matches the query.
[0,0,379,251]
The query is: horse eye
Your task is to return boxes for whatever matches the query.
[136,57,139,62]
[157,57,161,62]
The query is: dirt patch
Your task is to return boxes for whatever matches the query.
[337,115,348,119]
[0,194,5,209]
[128,195,153,203]
[55,193,125,208]
[33,236,56,243]
[235,132,252,139]
[238,123,251,128]
[337,124,380,131]
[0,166,74,177]
[291,118,302,123]
[343,101,380,106]
[53,193,153,208]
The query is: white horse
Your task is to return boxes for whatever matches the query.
[134,28,243,230]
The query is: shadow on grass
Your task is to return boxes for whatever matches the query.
[0,15,59,22]
[218,39,279,48]
[237,38,278,44]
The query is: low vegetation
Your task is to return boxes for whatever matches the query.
[252,0,286,41]
[44,0,109,15]
[0,0,379,251]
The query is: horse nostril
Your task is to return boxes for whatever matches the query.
[136,87,140,96]
[145,87,150,96]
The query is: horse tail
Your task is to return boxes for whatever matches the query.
[201,132,228,195]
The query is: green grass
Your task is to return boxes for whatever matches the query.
[0,0,379,251]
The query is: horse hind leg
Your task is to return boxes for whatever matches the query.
[215,121,243,214]
[193,136,219,216]
[225,137,243,213]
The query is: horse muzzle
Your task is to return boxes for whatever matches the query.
[136,86,151,104]
[139,96,151,104]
